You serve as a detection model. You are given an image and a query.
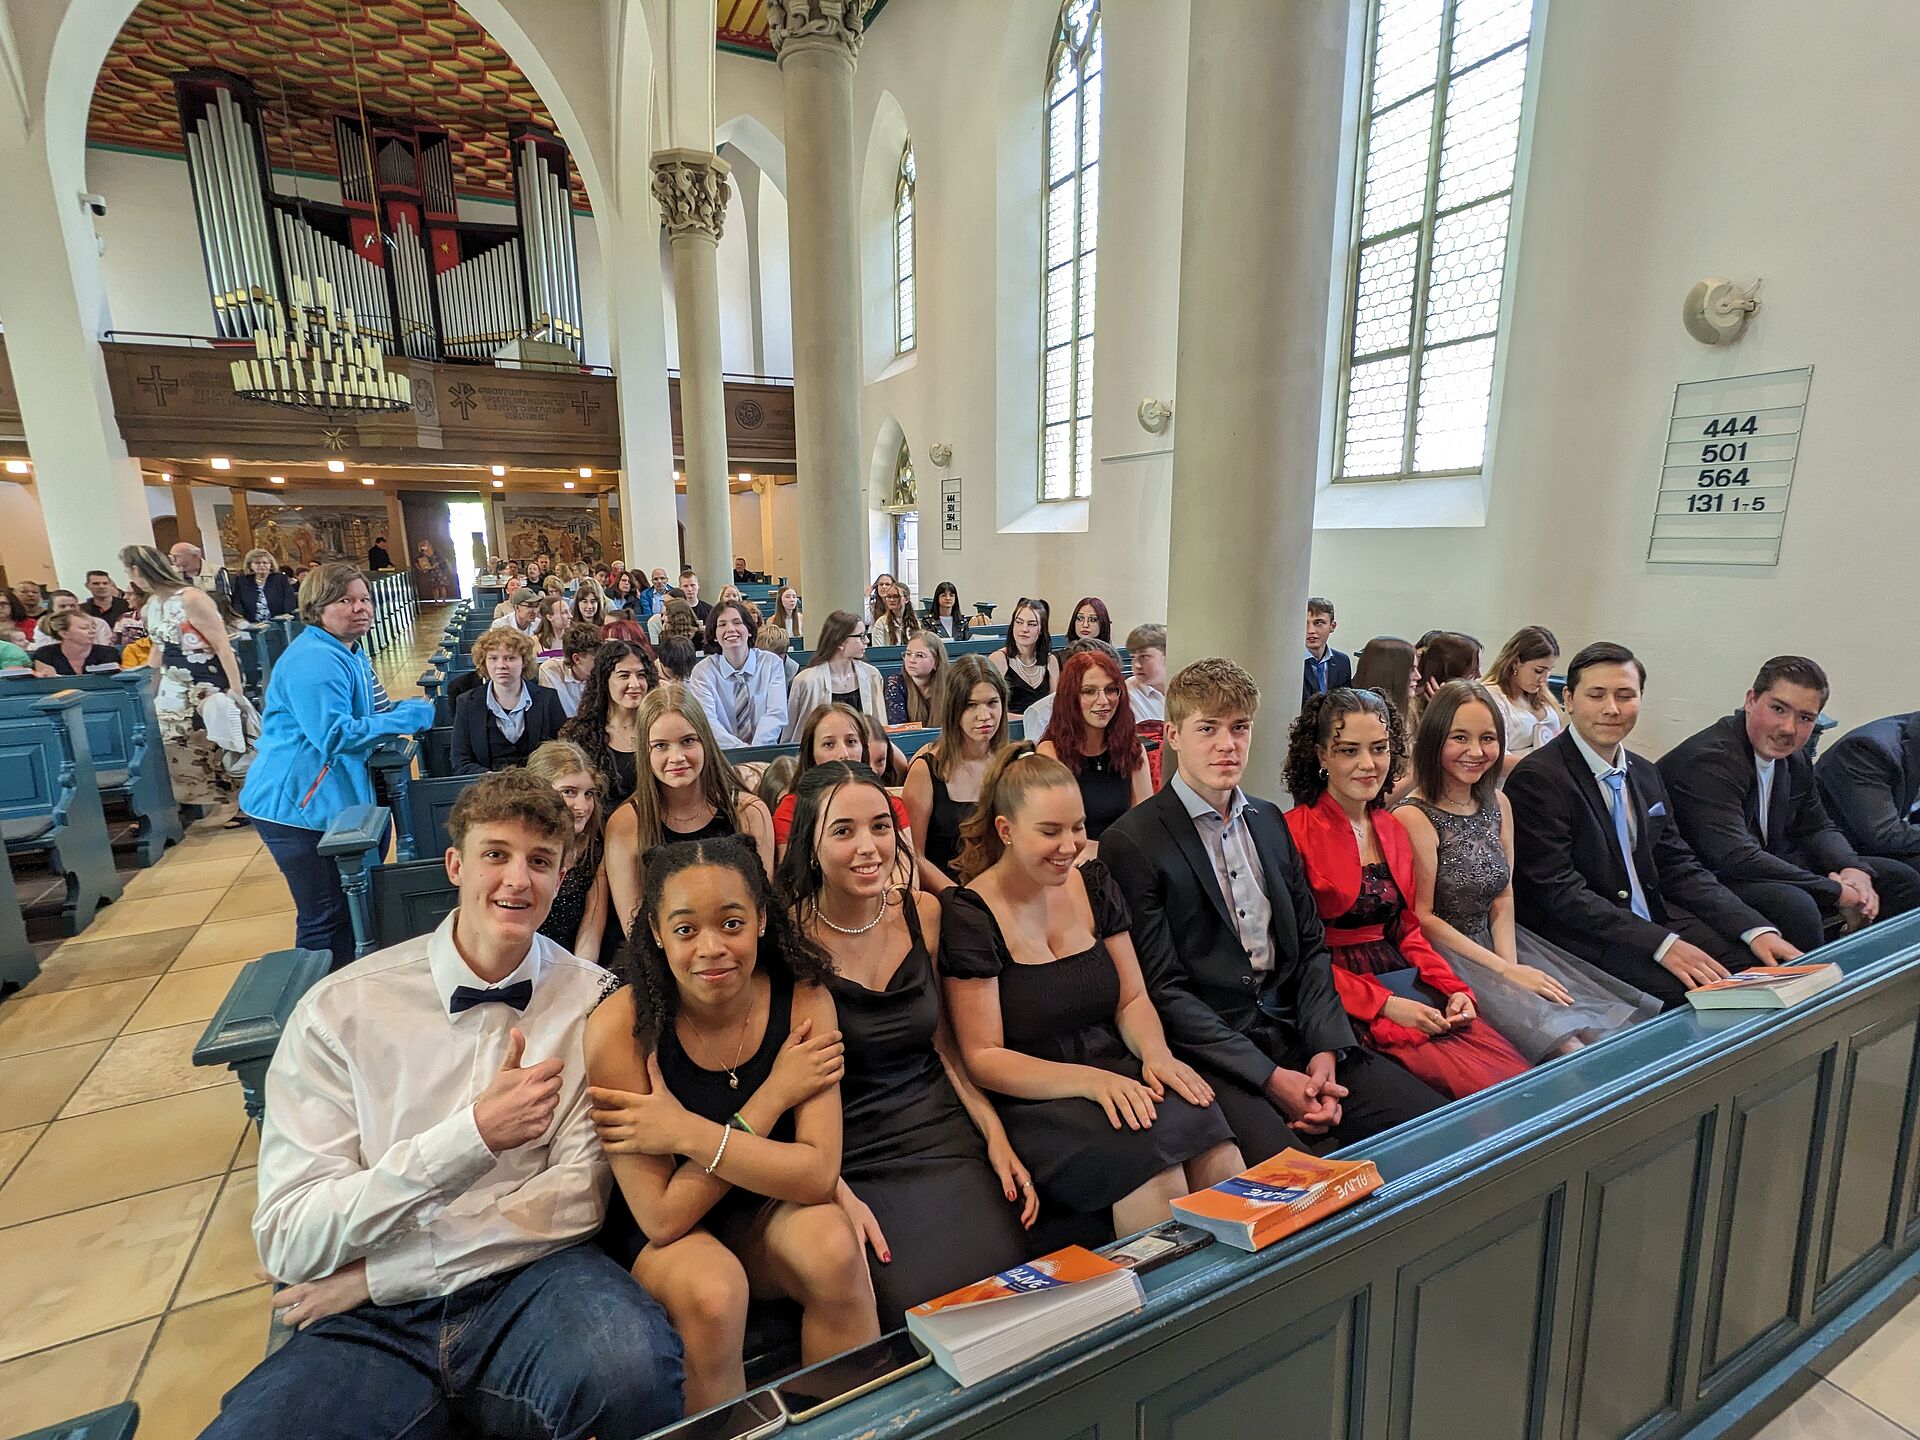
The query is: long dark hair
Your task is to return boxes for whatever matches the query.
[1069,596,1111,643]
[1352,636,1417,723]
[1284,687,1407,809]
[925,654,1010,781]
[1411,680,1505,810]
[615,834,834,1051]
[804,610,863,670]
[1003,597,1053,666]
[560,640,657,781]
[776,762,916,918]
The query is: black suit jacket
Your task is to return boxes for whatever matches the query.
[451,684,567,775]
[1659,711,1859,904]
[230,572,298,620]
[1101,783,1357,1093]
[1816,713,1920,868]
[1301,648,1353,711]
[1507,728,1768,964]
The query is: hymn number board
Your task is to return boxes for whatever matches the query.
[941,476,962,551]
[1648,366,1812,566]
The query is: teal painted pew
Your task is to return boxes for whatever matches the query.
[0,845,35,996]
[0,670,182,864]
[0,691,122,934]
[192,948,332,1124]
[5,1403,140,1440]
[717,912,1920,1440]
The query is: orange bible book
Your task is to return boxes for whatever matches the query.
[906,1246,1145,1385]
[1171,1151,1384,1252]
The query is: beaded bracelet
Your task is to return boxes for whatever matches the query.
[704,1123,731,1176]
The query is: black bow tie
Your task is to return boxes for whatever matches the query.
[449,980,533,1014]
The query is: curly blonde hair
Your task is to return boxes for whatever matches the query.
[471,626,537,671]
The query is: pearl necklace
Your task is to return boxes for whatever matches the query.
[816,893,888,936]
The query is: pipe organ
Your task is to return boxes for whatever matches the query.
[173,71,586,365]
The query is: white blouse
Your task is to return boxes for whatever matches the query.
[1493,686,1564,757]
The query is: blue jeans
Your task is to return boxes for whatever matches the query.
[252,815,354,969]
[201,1245,683,1440]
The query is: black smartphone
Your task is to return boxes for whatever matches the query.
[772,1330,933,1423]
[1104,1220,1216,1274]
[650,1390,785,1440]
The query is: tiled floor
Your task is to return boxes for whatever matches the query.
[2,600,1916,1439]
[0,608,449,1439]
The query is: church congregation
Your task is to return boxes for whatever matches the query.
[5,0,1920,1437]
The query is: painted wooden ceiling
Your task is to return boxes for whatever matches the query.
[87,0,785,210]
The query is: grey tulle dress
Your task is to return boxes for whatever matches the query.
[1399,798,1661,1060]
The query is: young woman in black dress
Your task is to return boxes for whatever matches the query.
[560,640,656,807]
[1036,650,1153,848]
[989,597,1058,715]
[903,655,1009,894]
[526,739,610,961]
[939,747,1243,1238]
[584,836,879,1411]
[779,762,1033,1325]
[603,685,774,941]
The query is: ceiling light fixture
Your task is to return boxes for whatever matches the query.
[360,476,376,486]
[3,460,29,475]
[491,464,506,477]
[210,457,231,470]
[578,467,593,479]
[492,478,505,489]
[269,475,286,484]
[327,459,346,473]
[563,480,575,489]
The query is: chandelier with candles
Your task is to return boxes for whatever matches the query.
[229,274,413,414]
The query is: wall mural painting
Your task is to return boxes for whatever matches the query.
[217,503,390,571]
[500,504,609,565]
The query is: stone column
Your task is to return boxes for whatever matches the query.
[0,129,157,588]
[1166,0,1351,798]
[652,149,737,596]
[767,0,866,615]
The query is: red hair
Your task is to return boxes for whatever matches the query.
[600,618,654,653]
[1042,651,1141,776]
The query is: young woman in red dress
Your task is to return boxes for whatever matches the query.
[1281,687,1530,1101]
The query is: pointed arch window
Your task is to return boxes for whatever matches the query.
[894,139,917,355]
[1334,0,1537,483]
[1040,0,1101,502]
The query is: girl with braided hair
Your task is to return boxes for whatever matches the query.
[584,834,879,1411]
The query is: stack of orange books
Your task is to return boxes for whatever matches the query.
[906,1246,1145,1385]
[1171,1151,1383,1252]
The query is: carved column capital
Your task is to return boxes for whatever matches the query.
[650,149,732,243]
[766,0,866,63]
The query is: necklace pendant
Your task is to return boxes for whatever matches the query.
[727,1071,740,1090]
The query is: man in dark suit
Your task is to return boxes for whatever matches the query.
[1659,657,1920,952]
[1301,596,1352,711]
[1103,657,1444,1163]
[1817,712,1920,873]
[1507,642,1802,1009]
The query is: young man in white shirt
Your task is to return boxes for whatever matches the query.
[537,622,603,719]
[202,770,682,1440]
[689,600,789,747]
[1125,623,1168,723]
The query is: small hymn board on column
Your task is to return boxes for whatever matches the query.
[1648,366,1812,566]
[941,476,962,551]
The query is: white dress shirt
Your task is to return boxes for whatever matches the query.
[690,647,790,747]
[253,914,617,1305]
[1020,690,1056,740]
[1567,727,1775,958]
[1755,755,1776,842]
[1127,678,1166,723]
[537,657,586,718]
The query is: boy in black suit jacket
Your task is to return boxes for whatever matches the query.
[1506,642,1802,1009]
[1301,597,1353,711]
[1103,658,1443,1164]
[1658,657,1920,952]
[1816,712,1920,872]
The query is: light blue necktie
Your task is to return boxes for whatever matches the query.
[1602,769,1652,921]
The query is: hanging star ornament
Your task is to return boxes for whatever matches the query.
[322,427,349,451]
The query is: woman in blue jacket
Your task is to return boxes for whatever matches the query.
[239,563,433,967]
